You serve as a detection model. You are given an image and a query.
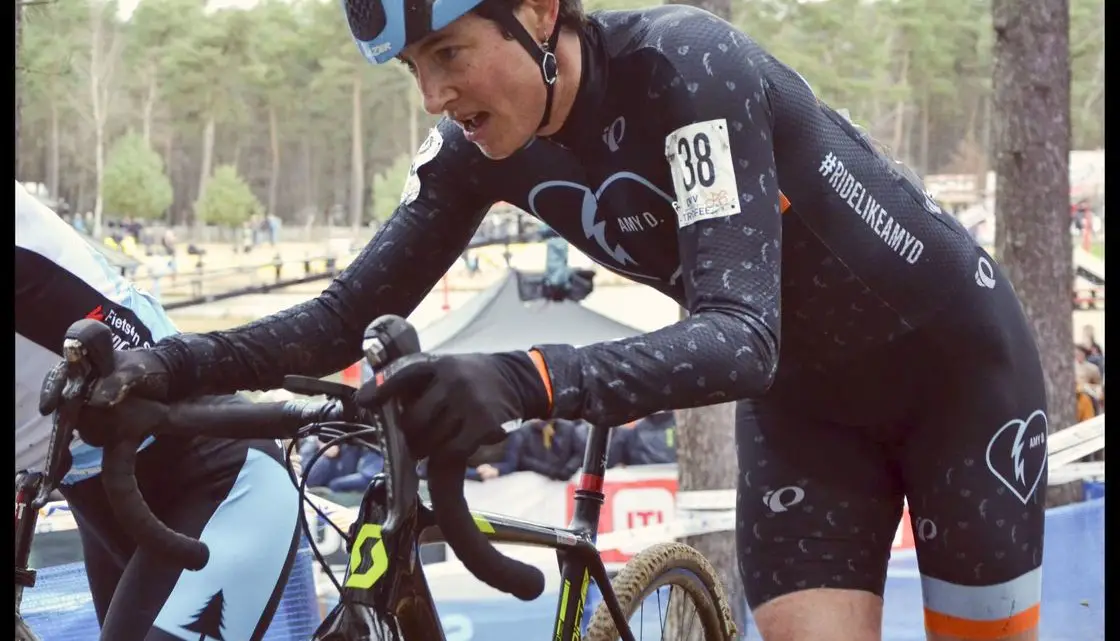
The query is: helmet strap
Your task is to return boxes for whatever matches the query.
[475,4,562,132]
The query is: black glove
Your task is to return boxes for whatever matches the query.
[38,350,173,447]
[86,349,174,408]
[38,349,171,417]
[356,351,550,462]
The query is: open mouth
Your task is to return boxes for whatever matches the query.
[457,112,490,138]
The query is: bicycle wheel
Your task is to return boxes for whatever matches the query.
[585,542,738,641]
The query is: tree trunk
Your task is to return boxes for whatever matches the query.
[919,89,930,176]
[669,403,745,640]
[350,71,365,231]
[992,0,1079,507]
[268,105,280,218]
[196,114,217,226]
[333,141,347,224]
[90,7,105,233]
[48,102,60,199]
[977,93,992,199]
[303,129,315,215]
[142,69,158,146]
[891,49,910,156]
[93,121,106,233]
[164,132,181,224]
[666,0,745,635]
[15,0,22,177]
[88,2,120,237]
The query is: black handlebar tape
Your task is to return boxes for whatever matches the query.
[159,399,341,440]
[361,315,543,599]
[426,463,546,601]
[99,399,343,572]
[101,436,210,571]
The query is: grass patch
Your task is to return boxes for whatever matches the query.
[1089,241,1105,260]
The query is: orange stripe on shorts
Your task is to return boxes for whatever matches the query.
[924,604,1040,640]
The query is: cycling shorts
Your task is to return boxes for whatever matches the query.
[735,251,1048,638]
[60,432,301,641]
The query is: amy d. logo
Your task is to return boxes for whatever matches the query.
[985,410,1048,504]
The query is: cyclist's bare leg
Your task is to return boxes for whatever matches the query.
[752,588,883,641]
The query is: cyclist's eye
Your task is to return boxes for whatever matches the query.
[435,46,460,64]
[397,57,417,76]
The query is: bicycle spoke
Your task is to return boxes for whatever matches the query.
[655,584,665,638]
[681,586,699,641]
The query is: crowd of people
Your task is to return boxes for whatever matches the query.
[295,411,679,495]
[1075,324,1105,424]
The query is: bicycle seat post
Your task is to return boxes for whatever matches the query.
[569,424,612,539]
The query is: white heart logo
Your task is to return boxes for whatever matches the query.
[984,409,1049,504]
[527,172,674,278]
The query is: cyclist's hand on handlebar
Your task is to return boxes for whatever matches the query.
[70,397,172,446]
[356,351,550,461]
[86,349,173,408]
[38,347,172,417]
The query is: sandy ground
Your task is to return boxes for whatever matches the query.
[155,238,1103,346]
[166,273,1104,348]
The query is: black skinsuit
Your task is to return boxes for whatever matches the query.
[153,5,1047,620]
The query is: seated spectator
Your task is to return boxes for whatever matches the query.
[607,411,678,468]
[513,419,588,481]
[1080,325,1105,380]
[298,439,362,491]
[327,449,385,493]
[464,432,521,482]
[1075,345,1103,421]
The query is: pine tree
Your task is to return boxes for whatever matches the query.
[182,590,226,641]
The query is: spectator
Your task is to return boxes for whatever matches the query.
[1075,345,1103,420]
[326,449,385,493]
[161,228,178,279]
[267,214,281,246]
[298,439,362,491]
[1080,325,1104,376]
[241,220,256,254]
[464,432,521,482]
[513,419,588,481]
[607,411,678,468]
[460,250,480,275]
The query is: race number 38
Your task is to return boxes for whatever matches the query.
[665,118,741,228]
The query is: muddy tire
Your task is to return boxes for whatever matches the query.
[584,542,737,641]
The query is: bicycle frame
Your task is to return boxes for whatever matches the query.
[311,423,638,641]
[15,472,45,641]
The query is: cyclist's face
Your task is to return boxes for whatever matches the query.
[401,3,555,159]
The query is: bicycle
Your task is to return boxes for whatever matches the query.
[22,314,738,641]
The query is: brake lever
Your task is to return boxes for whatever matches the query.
[36,320,117,507]
[283,375,359,399]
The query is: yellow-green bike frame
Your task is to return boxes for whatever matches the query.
[310,424,636,641]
